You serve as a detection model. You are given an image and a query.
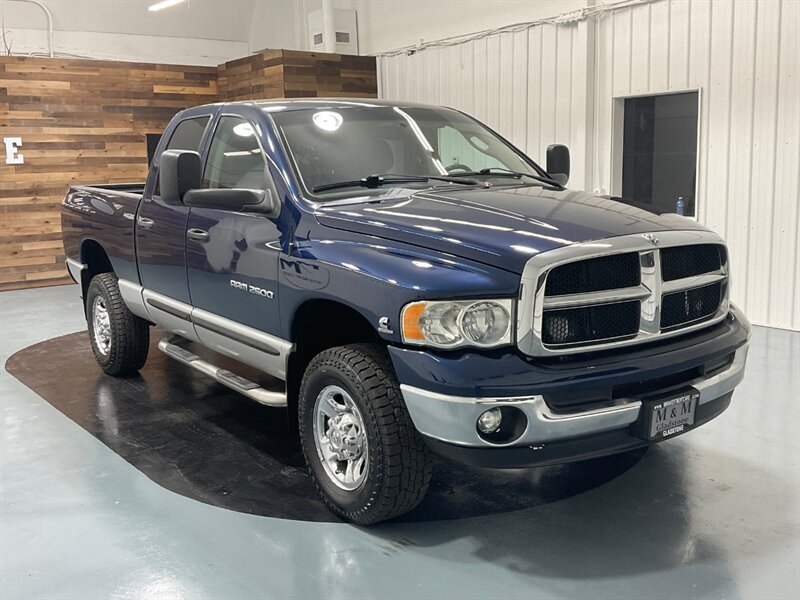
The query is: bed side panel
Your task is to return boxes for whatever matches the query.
[61,186,141,283]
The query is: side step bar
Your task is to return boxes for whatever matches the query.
[157,337,287,407]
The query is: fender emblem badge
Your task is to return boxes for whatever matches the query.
[378,316,393,334]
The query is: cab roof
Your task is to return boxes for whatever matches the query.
[231,98,445,112]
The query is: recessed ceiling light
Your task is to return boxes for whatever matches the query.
[148,0,186,12]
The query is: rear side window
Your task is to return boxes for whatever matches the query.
[166,116,210,152]
[154,116,210,195]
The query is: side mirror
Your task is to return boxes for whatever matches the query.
[160,150,202,204]
[546,144,570,186]
[183,188,279,216]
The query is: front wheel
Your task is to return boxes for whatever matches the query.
[298,344,432,524]
[86,273,149,376]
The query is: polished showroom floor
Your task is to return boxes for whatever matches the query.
[1,285,798,600]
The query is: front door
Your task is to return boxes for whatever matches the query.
[186,114,286,373]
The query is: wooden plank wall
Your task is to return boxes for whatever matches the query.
[0,57,217,290]
[217,50,285,101]
[0,50,376,291]
[216,50,377,101]
[280,51,378,99]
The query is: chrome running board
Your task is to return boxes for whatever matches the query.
[157,337,287,407]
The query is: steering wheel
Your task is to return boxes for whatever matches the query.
[444,163,473,173]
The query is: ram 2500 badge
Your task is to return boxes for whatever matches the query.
[62,99,750,524]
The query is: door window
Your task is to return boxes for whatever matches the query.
[621,92,699,216]
[166,116,210,152]
[203,116,267,189]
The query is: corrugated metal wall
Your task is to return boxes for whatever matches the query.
[379,21,593,189]
[378,0,800,330]
[594,0,800,330]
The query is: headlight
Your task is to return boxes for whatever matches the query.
[401,299,513,349]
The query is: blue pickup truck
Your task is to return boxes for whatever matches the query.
[62,99,750,524]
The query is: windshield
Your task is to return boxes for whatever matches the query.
[270,105,543,198]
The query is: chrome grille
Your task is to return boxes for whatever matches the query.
[545,253,640,295]
[541,300,640,346]
[517,231,730,356]
[661,281,723,330]
[660,244,726,281]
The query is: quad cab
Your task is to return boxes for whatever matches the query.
[62,100,750,524]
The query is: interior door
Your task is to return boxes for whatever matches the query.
[136,114,211,304]
[186,115,284,359]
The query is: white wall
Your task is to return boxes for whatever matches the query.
[1,27,249,65]
[2,1,586,61]
[0,0,254,64]
[379,0,800,330]
[0,0,255,40]
[249,0,307,53]
[593,0,799,330]
[378,18,594,184]
[261,0,590,55]
[330,0,590,55]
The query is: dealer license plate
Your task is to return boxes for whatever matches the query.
[646,390,699,440]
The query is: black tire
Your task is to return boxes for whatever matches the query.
[298,343,432,525]
[85,273,149,376]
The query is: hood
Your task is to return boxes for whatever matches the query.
[314,185,707,274]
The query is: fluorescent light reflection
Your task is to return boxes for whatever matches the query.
[149,0,185,12]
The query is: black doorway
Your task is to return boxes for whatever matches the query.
[621,92,699,217]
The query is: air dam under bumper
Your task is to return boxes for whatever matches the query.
[395,314,749,468]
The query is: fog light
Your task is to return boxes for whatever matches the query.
[477,408,503,433]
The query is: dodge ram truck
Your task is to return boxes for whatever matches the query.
[62,99,750,524]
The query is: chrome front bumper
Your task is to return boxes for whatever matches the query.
[401,342,749,448]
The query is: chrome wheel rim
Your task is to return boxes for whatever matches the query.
[312,385,368,491]
[92,295,112,356]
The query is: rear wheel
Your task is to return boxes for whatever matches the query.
[86,273,149,376]
[298,343,432,524]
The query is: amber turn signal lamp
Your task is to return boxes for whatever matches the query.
[402,302,427,342]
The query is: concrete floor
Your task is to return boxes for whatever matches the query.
[1,284,798,600]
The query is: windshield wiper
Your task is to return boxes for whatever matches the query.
[312,173,479,193]
[450,167,563,188]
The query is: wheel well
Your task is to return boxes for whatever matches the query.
[286,300,382,429]
[79,240,113,302]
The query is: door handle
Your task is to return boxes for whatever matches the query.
[137,216,154,229]
[187,228,210,242]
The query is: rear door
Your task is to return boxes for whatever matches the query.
[136,112,212,304]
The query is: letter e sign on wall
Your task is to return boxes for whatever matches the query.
[4,137,24,165]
